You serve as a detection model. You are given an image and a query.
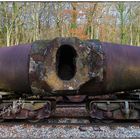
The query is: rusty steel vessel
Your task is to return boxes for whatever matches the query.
[0,37,140,122]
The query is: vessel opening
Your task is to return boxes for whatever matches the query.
[56,45,77,80]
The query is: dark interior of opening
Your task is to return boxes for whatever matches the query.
[56,45,77,80]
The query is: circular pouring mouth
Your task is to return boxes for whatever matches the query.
[56,45,77,81]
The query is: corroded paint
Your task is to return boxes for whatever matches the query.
[0,37,140,97]
[29,40,52,95]
[79,41,140,96]
[88,100,140,120]
[0,100,52,120]
[29,37,103,95]
[44,37,93,91]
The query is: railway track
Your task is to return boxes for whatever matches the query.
[0,105,140,138]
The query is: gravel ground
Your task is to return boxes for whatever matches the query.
[0,106,140,138]
[0,122,140,138]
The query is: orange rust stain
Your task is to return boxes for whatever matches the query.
[45,71,63,90]
[126,66,140,75]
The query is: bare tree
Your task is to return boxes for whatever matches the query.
[0,2,139,46]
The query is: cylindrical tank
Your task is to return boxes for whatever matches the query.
[0,44,32,93]
[0,38,140,97]
[103,42,140,92]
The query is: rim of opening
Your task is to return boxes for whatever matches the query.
[56,44,77,81]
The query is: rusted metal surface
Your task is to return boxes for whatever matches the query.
[54,104,88,117]
[0,98,140,121]
[66,95,86,102]
[29,40,51,95]
[79,41,140,96]
[0,37,140,97]
[45,37,91,91]
[29,37,103,95]
[0,44,32,93]
[0,100,53,121]
[87,100,140,120]
[29,38,101,95]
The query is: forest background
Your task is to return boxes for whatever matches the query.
[0,1,139,47]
